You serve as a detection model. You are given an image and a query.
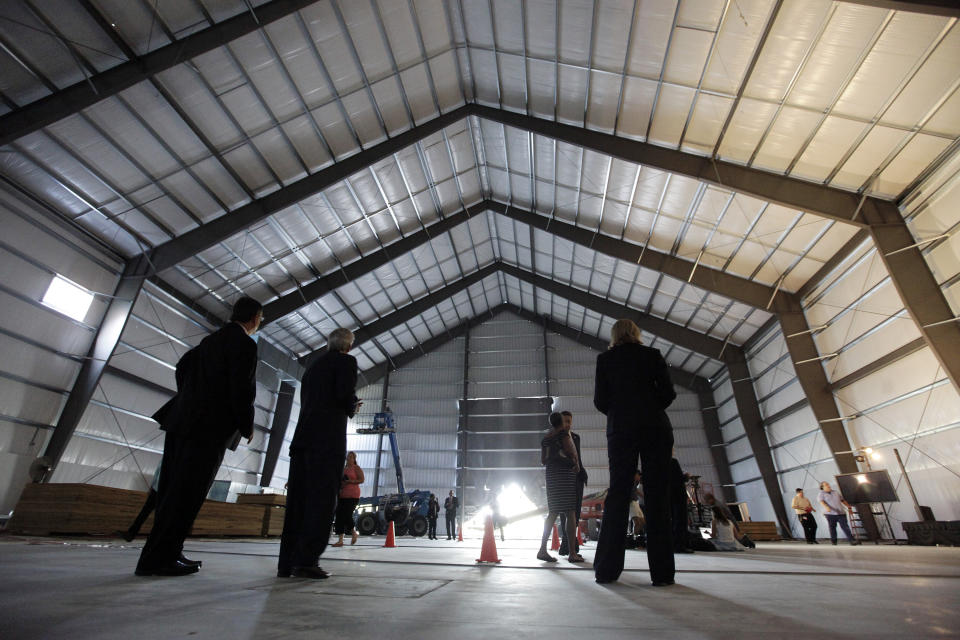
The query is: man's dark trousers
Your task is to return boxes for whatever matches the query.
[137,433,225,571]
[278,448,345,573]
[445,511,456,539]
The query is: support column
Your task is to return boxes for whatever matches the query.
[722,347,794,538]
[776,295,880,540]
[259,381,296,487]
[372,370,390,499]
[40,256,149,482]
[870,223,960,395]
[694,380,737,505]
[457,326,470,533]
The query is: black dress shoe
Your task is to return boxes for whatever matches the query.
[277,569,291,578]
[652,580,675,587]
[179,554,202,568]
[291,566,329,579]
[595,576,617,584]
[135,560,199,577]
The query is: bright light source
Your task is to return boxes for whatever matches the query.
[856,474,868,484]
[864,447,873,454]
[464,483,544,538]
[870,452,882,461]
[42,276,93,322]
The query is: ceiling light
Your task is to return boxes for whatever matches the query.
[42,275,94,322]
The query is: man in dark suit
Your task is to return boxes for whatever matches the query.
[558,410,587,556]
[593,319,677,587]
[444,490,459,540]
[278,327,359,579]
[136,296,261,576]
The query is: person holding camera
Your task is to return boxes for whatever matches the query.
[791,488,818,544]
[331,451,363,547]
[537,412,583,563]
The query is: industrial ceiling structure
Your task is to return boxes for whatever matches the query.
[1,0,959,528]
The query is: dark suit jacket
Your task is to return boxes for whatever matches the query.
[593,342,677,441]
[153,322,257,447]
[289,349,358,453]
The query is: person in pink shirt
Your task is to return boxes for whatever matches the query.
[332,451,364,547]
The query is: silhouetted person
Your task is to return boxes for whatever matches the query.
[593,319,677,587]
[427,494,440,540]
[278,328,360,579]
[538,412,582,563]
[558,411,587,556]
[444,490,458,540]
[670,452,694,553]
[136,296,261,576]
[792,488,818,544]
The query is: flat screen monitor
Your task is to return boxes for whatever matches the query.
[834,470,898,504]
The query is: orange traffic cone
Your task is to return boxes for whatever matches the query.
[550,523,560,551]
[476,515,502,563]
[457,524,463,542]
[577,522,586,546]
[384,520,396,548]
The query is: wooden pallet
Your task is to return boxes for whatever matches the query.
[738,521,781,541]
[7,483,267,537]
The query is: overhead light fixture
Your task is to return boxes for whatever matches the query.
[42,275,94,322]
[856,474,868,484]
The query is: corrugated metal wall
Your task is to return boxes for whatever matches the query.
[803,235,960,530]
[0,185,121,513]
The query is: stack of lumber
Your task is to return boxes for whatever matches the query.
[7,483,266,537]
[236,493,286,536]
[738,521,781,541]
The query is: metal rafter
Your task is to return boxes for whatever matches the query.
[0,0,324,147]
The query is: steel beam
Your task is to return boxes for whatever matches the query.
[266,199,782,332]
[262,202,486,324]
[302,261,726,368]
[829,337,927,392]
[796,230,870,300]
[472,106,897,229]
[149,105,472,272]
[299,262,497,368]
[499,262,729,358]
[774,293,881,539]
[870,225,960,394]
[259,380,296,487]
[490,202,781,310]
[694,381,737,504]
[39,256,150,481]
[840,0,960,17]
[0,0,322,147]
[721,348,794,537]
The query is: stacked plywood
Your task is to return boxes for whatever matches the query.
[7,483,267,537]
[738,521,781,541]
[236,493,286,536]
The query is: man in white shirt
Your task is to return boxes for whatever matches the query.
[791,488,818,544]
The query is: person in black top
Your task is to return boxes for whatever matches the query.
[278,328,360,579]
[593,319,677,587]
[136,296,261,576]
[427,494,440,540]
[670,450,694,554]
[558,411,587,556]
[444,490,459,540]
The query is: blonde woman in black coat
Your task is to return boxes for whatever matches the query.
[593,319,677,587]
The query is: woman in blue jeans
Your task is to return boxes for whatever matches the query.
[817,481,861,546]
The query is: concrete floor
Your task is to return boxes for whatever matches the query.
[1,534,958,639]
